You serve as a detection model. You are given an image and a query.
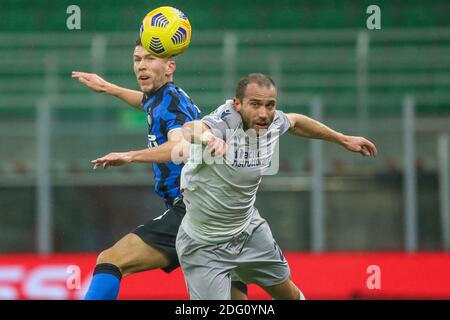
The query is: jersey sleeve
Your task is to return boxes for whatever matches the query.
[274,110,292,135]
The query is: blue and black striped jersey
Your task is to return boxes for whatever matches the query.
[141,82,202,206]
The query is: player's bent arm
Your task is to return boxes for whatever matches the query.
[128,129,189,163]
[72,71,143,110]
[126,141,178,163]
[181,120,228,157]
[91,129,190,169]
[286,113,378,157]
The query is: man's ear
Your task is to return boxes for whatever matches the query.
[166,60,176,76]
[233,97,241,112]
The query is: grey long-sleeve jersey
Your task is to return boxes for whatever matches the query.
[180,100,291,244]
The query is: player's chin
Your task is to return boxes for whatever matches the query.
[138,82,153,93]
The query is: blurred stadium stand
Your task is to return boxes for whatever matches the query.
[1,0,450,31]
[0,0,449,260]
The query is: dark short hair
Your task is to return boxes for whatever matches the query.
[235,73,276,101]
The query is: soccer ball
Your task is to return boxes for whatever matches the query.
[140,6,192,58]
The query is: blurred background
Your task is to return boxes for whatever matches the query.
[0,0,449,299]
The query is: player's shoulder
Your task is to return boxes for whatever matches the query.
[270,109,291,134]
[155,83,202,122]
[166,83,199,110]
[205,100,241,129]
[209,100,235,119]
[165,83,188,100]
[273,109,288,122]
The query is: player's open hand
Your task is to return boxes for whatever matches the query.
[72,71,111,93]
[91,152,132,170]
[342,135,378,157]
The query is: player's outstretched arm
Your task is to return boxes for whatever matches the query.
[72,71,143,110]
[286,113,378,157]
[181,121,228,157]
[91,129,190,169]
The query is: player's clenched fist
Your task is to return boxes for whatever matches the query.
[201,131,228,158]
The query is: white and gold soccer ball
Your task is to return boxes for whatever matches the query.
[140,6,192,58]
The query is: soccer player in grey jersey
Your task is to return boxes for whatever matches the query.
[176,73,378,300]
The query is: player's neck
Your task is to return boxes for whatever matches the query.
[146,81,172,96]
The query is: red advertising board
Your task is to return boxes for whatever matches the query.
[0,252,449,300]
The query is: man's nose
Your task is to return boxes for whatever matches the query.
[258,108,268,120]
[137,59,147,70]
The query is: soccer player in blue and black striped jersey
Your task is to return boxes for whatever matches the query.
[72,38,248,300]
